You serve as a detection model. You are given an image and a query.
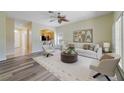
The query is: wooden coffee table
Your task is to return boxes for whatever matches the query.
[61,52,78,63]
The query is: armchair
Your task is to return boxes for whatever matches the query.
[90,55,120,81]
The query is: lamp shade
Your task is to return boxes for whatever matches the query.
[103,42,110,47]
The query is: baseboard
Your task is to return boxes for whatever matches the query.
[0,57,7,62]
[32,49,43,53]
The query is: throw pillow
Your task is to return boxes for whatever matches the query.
[100,54,114,61]
[94,44,99,52]
[89,44,95,51]
[83,44,90,50]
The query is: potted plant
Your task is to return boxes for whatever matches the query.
[63,44,77,55]
[61,44,78,63]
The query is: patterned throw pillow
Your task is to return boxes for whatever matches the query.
[89,44,95,51]
[83,44,90,50]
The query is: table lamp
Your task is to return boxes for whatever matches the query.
[103,42,110,52]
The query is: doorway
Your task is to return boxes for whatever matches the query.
[14,28,32,57]
[40,29,55,46]
[7,28,32,59]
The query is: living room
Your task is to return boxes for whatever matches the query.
[0,11,124,81]
[1,0,124,93]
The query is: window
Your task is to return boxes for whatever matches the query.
[123,12,124,70]
[115,12,124,70]
[57,32,63,46]
[115,16,122,67]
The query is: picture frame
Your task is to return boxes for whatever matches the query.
[73,29,93,43]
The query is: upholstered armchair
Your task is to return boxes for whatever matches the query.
[90,55,120,81]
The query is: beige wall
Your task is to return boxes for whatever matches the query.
[6,17,15,55]
[0,12,6,61]
[24,22,32,53]
[114,11,122,22]
[56,13,114,44]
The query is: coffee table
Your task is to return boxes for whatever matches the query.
[61,52,78,63]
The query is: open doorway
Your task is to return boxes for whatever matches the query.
[14,29,29,57]
[7,23,32,59]
[14,25,32,57]
[40,29,55,46]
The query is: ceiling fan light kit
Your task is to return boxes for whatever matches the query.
[48,11,69,24]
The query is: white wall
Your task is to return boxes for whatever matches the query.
[6,17,15,55]
[21,30,27,50]
[40,26,56,31]
[56,13,113,44]
[0,12,6,61]
[15,30,21,48]
[32,22,42,53]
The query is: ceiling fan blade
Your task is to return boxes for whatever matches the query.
[50,19,57,22]
[48,12,69,24]
[62,18,69,22]
[58,15,65,19]
[48,11,54,13]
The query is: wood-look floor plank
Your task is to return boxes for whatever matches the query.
[7,65,39,81]
[0,60,34,70]
[0,52,59,81]
[0,61,35,74]
[45,75,60,81]
[24,70,50,81]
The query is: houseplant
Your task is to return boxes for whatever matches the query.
[61,44,78,63]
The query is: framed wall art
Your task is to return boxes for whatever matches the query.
[73,29,93,43]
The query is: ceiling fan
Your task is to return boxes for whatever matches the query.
[48,11,69,24]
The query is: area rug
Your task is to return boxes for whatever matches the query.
[33,50,116,81]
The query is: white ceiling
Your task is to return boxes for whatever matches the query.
[6,11,112,27]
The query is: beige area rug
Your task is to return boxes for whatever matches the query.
[33,50,117,81]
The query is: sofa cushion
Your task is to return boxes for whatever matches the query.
[76,48,84,52]
[83,44,90,50]
[76,48,98,58]
[84,50,96,55]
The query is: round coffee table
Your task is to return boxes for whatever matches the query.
[61,52,78,63]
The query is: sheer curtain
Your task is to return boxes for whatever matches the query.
[115,13,123,70]
[122,12,124,71]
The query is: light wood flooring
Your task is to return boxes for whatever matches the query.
[0,52,59,81]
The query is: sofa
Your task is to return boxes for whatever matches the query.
[61,42,103,60]
[74,43,103,60]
